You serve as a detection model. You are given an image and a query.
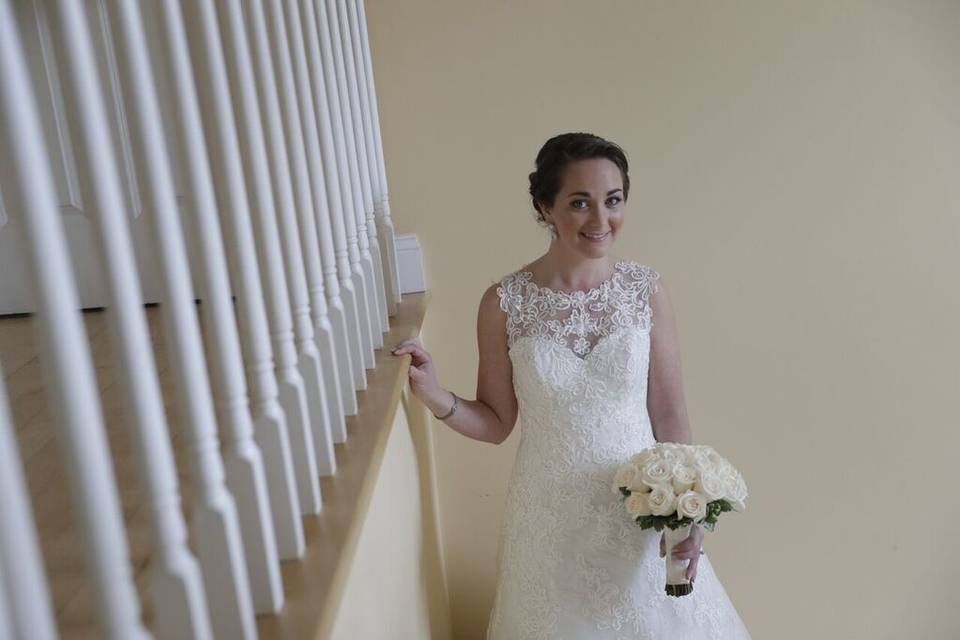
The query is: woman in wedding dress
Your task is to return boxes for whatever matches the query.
[392,133,751,639]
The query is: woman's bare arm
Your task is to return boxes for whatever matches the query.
[647,274,693,444]
[473,284,519,443]
[394,283,517,444]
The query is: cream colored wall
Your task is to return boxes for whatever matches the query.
[331,383,451,640]
[365,1,960,638]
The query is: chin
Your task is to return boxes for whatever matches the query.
[576,235,615,255]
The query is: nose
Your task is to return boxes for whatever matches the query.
[587,204,609,226]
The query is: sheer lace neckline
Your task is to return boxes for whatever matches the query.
[517,259,627,297]
[497,259,658,358]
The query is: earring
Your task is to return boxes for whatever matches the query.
[547,222,557,239]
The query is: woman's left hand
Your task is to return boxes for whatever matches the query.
[659,523,704,583]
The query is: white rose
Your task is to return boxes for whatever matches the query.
[640,459,673,489]
[627,474,653,493]
[646,484,677,517]
[726,472,748,510]
[612,464,639,494]
[630,448,656,466]
[671,463,698,495]
[658,443,684,465]
[676,490,708,522]
[625,492,652,518]
[719,470,737,499]
[690,447,713,473]
[706,447,725,468]
[694,468,727,501]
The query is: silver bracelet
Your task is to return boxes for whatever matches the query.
[434,391,458,420]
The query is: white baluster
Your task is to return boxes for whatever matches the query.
[182,0,305,559]
[0,3,147,635]
[351,0,402,314]
[101,1,257,636]
[88,1,143,219]
[329,0,383,353]
[308,0,369,394]
[342,0,390,336]
[258,0,338,477]
[294,0,362,422]
[148,0,285,612]
[319,0,378,371]
[0,366,57,640]
[278,0,353,441]
[354,0,403,311]
[0,577,12,640]
[217,0,322,514]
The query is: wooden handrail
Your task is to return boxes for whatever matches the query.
[258,290,430,639]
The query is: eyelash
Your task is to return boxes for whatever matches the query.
[571,196,622,210]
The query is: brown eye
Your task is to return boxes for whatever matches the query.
[606,196,622,207]
[571,200,589,210]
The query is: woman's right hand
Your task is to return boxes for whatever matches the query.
[390,336,442,403]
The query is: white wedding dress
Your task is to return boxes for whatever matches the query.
[486,259,751,640]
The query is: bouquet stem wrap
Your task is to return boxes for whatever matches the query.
[663,523,694,597]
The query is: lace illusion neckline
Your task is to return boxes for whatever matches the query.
[518,260,627,297]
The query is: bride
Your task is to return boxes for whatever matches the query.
[392,132,751,639]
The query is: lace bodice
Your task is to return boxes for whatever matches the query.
[486,258,751,640]
[496,259,661,359]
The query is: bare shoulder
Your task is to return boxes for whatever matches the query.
[477,281,508,334]
[476,277,512,363]
[624,259,665,302]
[645,263,665,298]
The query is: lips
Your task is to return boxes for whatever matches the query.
[581,231,610,241]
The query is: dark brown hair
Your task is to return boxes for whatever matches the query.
[528,132,630,226]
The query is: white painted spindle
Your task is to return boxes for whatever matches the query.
[328,0,383,357]
[259,0,338,477]
[0,3,147,634]
[319,0,378,371]
[279,0,352,441]
[354,0,403,310]
[0,579,12,640]
[29,0,85,214]
[105,1,257,636]
[287,2,363,422]
[244,0,335,482]
[218,0,322,514]
[343,0,390,335]
[42,0,215,634]
[184,0,306,559]
[147,0,285,612]
[0,366,57,640]
[88,1,143,220]
[307,0,369,394]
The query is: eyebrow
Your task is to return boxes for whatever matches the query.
[566,188,623,198]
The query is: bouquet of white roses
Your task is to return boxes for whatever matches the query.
[611,442,747,597]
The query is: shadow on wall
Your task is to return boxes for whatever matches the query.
[402,380,453,640]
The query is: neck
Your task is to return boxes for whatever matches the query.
[538,244,618,290]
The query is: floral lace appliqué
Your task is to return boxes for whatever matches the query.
[496,260,660,359]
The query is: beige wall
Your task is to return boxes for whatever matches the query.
[365,1,960,638]
[332,383,451,640]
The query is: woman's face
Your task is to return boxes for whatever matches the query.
[541,157,626,258]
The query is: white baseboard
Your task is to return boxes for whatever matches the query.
[395,233,427,293]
